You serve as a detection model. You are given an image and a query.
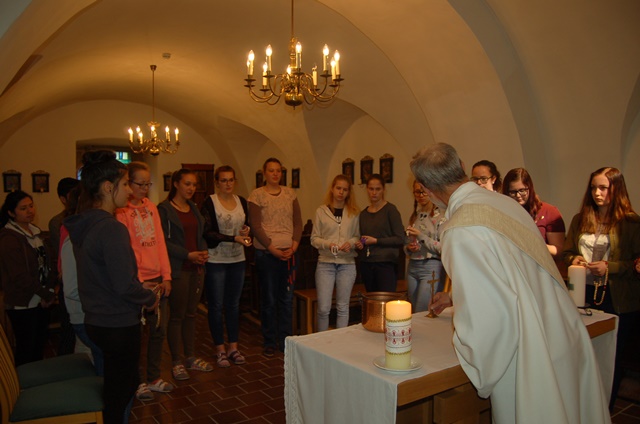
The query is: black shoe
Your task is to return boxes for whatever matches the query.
[263,346,275,357]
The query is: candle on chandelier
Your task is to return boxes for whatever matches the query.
[385,300,412,370]
[165,126,170,140]
[174,128,179,141]
[334,51,340,76]
[330,59,336,81]
[323,44,329,73]
[262,63,268,87]
[295,42,302,69]
[136,127,142,142]
[128,128,134,142]
[266,45,272,73]
[247,50,255,76]
[312,66,318,87]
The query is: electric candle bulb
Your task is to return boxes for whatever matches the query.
[287,65,292,76]
[323,44,329,72]
[247,50,255,76]
[266,45,272,73]
[262,62,268,87]
[330,59,336,81]
[334,50,340,76]
[312,66,318,87]
[175,128,179,141]
[128,128,134,142]
[165,126,170,139]
[295,42,302,69]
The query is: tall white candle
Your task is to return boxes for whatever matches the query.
[568,265,586,307]
[385,300,412,370]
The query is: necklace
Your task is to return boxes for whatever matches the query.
[593,262,609,306]
[171,200,189,213]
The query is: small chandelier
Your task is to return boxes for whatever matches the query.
[128,65,180,156]
[244,0,343,109]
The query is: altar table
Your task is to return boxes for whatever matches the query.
[284,309,617,424]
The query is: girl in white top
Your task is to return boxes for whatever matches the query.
[310,174,360,331]
[201,166,252,367]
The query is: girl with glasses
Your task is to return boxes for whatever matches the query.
[502,168,565,258]
[310,174,360,331]
[115,162,174,401]
[562,167,640,410]
[471,160,502,192]
[201,166,251,366]
[404,181,446,312]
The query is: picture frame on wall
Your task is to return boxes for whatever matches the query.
[360,156,374,185]
[163,172,172,192]
[31,171,50,193]
[379,154,394,183]
[256,170,264,188]
[3,170,21,193]
[280,167,287,186]
[342,159,355,185]
[291,168,300,188]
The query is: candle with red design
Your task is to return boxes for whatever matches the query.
[385,300,412,369]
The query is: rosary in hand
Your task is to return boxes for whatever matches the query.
[141,285,163,328]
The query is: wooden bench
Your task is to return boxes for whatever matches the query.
[293,280,408,335]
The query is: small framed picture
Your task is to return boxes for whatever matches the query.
[379,154,394,183]
[3,170,21,193]
[255,170,264,188]
[291,168,300,188]
[280,167,287,186]
[31,171,50,193]
[163,172,172,192]
[342,159,355,185]
[360,156,374,185]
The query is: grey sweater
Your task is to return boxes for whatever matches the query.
[358,202,405,263]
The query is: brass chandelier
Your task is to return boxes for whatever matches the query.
[244,0,343,109]
[128,65,180,156]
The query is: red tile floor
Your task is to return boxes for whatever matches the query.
[45,307,640,423]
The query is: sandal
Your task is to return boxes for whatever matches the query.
[136,383,154,401]
[216,352,230,368]
[147,378,174,393]
[186,357,213,372]
[172,364,190,381]
[228,350,246,365]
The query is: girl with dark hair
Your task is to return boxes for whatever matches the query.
[355,174,405,292]
[201,165,251,366]
[0,190,55,365]
[310,174,360,331]
[64,150,158,424]
[471,160,502,192]
[563,167,640,410]
[115,161,173,400]
[503,168,565,257]
[404,181,446,312]
[248,158,302,356]
[158,169,210,380]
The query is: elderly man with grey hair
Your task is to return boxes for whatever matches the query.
[410,143,610,424]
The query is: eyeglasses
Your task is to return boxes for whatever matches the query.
[470,176,492,184]
[413,190,427,197]
[130,181,152,189]
[507,188,529,197]
[218,178,235,184]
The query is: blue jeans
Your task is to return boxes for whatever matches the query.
[255,250,294,350]
[72,323,104,376]
[205,261,246,345]
[407,258,445,313]
[315,262,357,331]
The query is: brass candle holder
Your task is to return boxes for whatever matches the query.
[426,270,438,318]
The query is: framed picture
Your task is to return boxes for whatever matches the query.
[360,156,374,185]
[291,168,300,188]
[379,154,394,183]
[163,172,172,192]
[256,170,264,188]
[31,171,50,193]
[342,159,355,185]
[280,167,287,186]
[3,170,21,193]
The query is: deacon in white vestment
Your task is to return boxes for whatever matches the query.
[410,143,610,424]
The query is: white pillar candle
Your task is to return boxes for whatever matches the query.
[385,300,412,370]
[568,265,586,307]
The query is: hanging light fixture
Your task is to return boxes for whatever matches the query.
[128,65,180,156]
[244,0,343,109]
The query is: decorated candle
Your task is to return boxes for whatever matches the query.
[385,300,412,369]
[568,265,586,307]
